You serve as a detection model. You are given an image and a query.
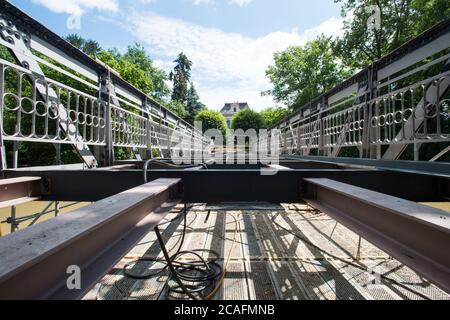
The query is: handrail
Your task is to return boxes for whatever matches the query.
[0,0,198,133]
[270,18,450,129]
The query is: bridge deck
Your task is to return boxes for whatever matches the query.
[84,204,449,300]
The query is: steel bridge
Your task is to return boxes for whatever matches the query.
[0,1,449,300]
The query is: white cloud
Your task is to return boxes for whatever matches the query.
[191,0,254,7]
[31,0,346,110]
[229,0,253,7]
[124,11,345,110]
[32,0,119,15]
[192,0,213,5]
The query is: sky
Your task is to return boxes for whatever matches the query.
[10,0,347,111]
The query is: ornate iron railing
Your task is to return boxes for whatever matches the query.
[0,1,207,169]
[271,19,450,160]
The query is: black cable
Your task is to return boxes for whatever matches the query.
[270,214,432,300]
[127,163,222,299]
[123,203,190,280]
[154,225,201,300]
[123,203,223,300]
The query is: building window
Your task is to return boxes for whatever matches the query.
[227,120,231,128]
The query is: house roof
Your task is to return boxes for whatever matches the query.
[220,102,249,114]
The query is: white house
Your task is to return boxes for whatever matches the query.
[220,102,250,128]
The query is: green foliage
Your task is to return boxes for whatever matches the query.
[231,109,264,132]
[170,52,193,103]
[114,147,134,161]
[266,35,354,110]
[152,148,160,158]
[260,107,291,128]
[195,109,227,138]
[97,50,153,95]
[65,34,84,50]
[83,40,102,57]
[186,84,205,124]
[166,100,188,119]
[65,34,101,57]
[67,36,170,101]
[122,44,170,101]
[0,44,15,63]
[96,49,152,94]
[168,52,205,124]
[333,0,450,68]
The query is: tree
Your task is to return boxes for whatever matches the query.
[97,50,153,94]
[169,52,205,123]
[65,34,101,57]
[185,84,205,124]
[122,44,170,101]
[65,38,170,101]
[65,34,84,50]
[195,109,227,138]
[166,100,188,119]
[333,0,450,69]
[266,35,353,110]
[260,107,291,128]
[170,52,193,103]
[231,109,264,132]
[96,46,172,100]
[83,40,102,57]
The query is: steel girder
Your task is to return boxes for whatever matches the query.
[0,178,182,299]
[302,178,450,293]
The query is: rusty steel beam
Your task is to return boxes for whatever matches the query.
[0,178,183,300]
[302,178,450,293]
[0,177,42,208]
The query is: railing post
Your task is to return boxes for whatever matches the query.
[10,205,16,233]
[105,99,114,166]
[54,143,61,165]
[362,66,379,159]
[146,118,153,159]
[283,127,288,155]
[142,98,152,160]
[318,97,327,156]
[362,100,369,158]
[99,73,114,167]
[0,64,6,172]
[164,110,171,158]
[414,143,422,161]
[157,105,163,157]
[12,141,18,168]
[295,122,301,155]
[55,201,60,217]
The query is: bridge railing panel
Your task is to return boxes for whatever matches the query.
[0,2,208,168]
[269,19,450,160]
[0,58,106,146]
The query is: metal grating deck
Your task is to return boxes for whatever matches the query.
[84,204,450,301]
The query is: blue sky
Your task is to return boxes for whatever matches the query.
[10,0,346,111]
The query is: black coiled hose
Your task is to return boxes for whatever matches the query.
[123,160,224,300]
[123,203,224,300]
